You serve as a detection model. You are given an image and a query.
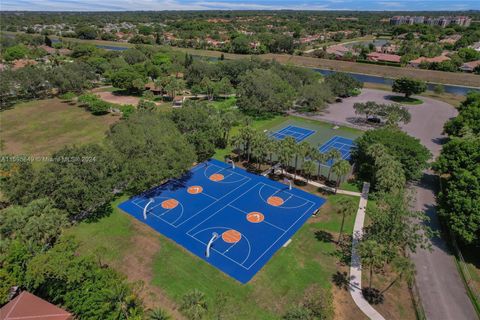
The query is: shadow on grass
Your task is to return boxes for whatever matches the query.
[314,230,334,243]
[331,235,353,266]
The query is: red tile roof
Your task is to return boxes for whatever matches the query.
[0,291,72,320]
[366,52,401,63]
[409,55,450,64]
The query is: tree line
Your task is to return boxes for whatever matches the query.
[350,124,433,302]
[434,92,480,246]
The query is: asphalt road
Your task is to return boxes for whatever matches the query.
[308,89,477,320]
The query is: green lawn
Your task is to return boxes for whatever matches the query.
[0,98,119,156]
[68,191,358,319]
[388,96,424,105]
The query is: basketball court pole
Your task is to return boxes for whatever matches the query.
[143,198,155,220]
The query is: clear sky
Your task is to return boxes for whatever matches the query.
[1,0,478,11]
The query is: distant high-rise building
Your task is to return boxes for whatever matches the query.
[389,15,471,28]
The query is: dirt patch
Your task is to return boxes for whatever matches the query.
[117,219,186,319]
[332,285,368,320]
[95,91,143,106]
[364,266,416,320]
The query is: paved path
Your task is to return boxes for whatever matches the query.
[349,183,385,320]
[276,169,362,197]
[304,89,477,319]
[303,88,458,156]
[410,172,478,320]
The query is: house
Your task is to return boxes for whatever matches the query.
[144,82,163,95]
[439,34,462,45]
[0,291,73,320]
[460,60,480,72]
[326,44,351,58]
[409,55,450,68]
[470,41,480,52]
[366,52,401,63]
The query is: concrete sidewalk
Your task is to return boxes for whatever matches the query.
[349,182,385,320]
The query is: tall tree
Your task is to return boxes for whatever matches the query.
[237,68,295,116]
[357,239,386,288]
[331,160,351,192]
[326,149,342,181]
[294,141,311,179]
[277,137,297,172]
[392,77,426,98]
[107,112,196,194]
[335,197,356,244]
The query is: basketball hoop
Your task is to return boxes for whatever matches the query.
[206,232,219,258]
[143,198,155,220]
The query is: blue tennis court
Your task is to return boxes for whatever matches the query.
[319,136,355,166]
[269,125,315,142]
[119,159,325,283]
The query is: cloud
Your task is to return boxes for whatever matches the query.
[0,0,478,11]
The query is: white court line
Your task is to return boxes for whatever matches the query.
[228,204,287,232]
[257,184,314,210]
[190,226,252,266]
[203,163,247,184]
[177,174,251,228]
[131,201,184,227]
[223,241,239,254]
[186,182,261,235]
[188,182,318,270]
[243,201,315,269]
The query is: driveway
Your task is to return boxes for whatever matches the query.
[305,89,477,319]
[308,88,457,157]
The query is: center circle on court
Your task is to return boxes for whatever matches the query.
[222,229,242,243]
[267,196,284,207]
[161,198,179,209]
[209,173,225,182]
[246,211,265,223]
[187,185,203,194]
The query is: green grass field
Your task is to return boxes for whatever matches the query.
[68,192,358,319]
[0,98,119,156]
[388,96,424,105]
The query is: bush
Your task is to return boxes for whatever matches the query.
[119,104,135,119]
[58,92,76,101]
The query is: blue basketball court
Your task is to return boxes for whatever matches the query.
[319,136,355,166]
[118,159,325,283]
[269,125,315,142]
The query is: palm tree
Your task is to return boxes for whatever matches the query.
[326,149,342,181]
[335,197,356,244]
[265,139,276,165]
[313,148,327,181]
[180,289,208,320]
[220,110,238,148]
[293,141,311,179]
[381,255,415,294]
[250,131,269,170]
[357,239,386,289]
[277,137,296,173]
[331,160,351,193]
[234,126,256,162]
[149,308,171,320]
[302,160,316,182]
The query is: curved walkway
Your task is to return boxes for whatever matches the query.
[349,182,385,320]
